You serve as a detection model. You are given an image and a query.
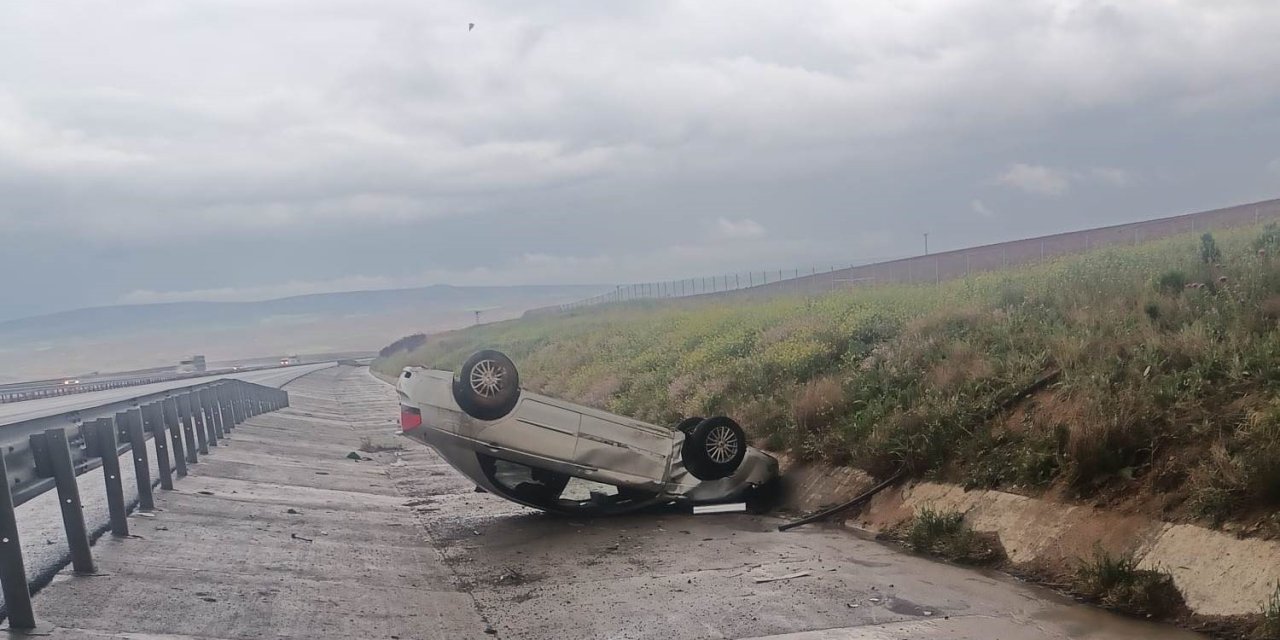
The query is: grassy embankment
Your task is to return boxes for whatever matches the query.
[377,224,1280,532]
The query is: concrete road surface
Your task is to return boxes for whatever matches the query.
[26,366,1206,639]
[0,362,334,426]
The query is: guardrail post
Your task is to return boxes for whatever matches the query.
[122,408,154,511]
[203,390,220,446]
[163,397,189,476]
[210,387,227,439]
[247,384,258,417]
[216,386,233,433]
[90,418,129,537]
[244,384,256,418]
[180,393,203,460]
[242,386,255,418]
[195,386,218,448]
[146,403,174,490]
[226,384,242,425]
[190,390,213,451]
[35,428,96,574]
[0,451,37,630]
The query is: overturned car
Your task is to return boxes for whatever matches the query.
[396,350,779,515]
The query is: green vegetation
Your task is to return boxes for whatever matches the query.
[1072,548,1184,619]
[377,223,1280,526]
[1255,582,1280,640]
[902,508,1001,565]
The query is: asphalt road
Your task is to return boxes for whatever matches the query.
[0,362,334,427]
[25,366,1207,639]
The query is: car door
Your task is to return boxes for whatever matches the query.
[477,397,581,463]
[573,412,672,482]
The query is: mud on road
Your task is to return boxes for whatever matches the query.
[347,367,1206,640]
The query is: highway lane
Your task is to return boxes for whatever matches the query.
[0,362,334,427]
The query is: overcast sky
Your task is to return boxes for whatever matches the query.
[2,0,1279,320]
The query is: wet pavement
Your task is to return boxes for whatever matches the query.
[28,366,1208,639]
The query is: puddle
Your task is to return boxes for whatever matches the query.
[886,597,940,617]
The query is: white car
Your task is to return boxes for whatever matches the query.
[395,350,780,515]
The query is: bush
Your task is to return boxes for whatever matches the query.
[379,333,427,358]
[1201,232,1222,264]
[1155,269,1188,294]
[904,508,1002,565]
[1074,548,1185,619]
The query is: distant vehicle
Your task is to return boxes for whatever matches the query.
[61,379,80,385]
[396,350,779,515]
[279,355,300,366]
[177,355,207,374]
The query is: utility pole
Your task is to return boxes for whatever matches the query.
[923,233,930,255]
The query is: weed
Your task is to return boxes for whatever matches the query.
[1255,582,1280,640]
[904,508,1002,565]
[1073,548,1185,618]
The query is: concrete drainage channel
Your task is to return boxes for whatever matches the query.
[0,379,288,632]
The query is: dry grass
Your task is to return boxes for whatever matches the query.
[792,376,845,433]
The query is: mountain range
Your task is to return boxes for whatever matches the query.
[0,284,607,380]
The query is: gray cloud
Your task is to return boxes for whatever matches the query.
[2,1,1280,318]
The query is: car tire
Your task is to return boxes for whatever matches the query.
[453,350,521,420]
[675,416,704,434]
[682,416,747,481]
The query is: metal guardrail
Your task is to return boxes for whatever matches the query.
[0,375,180,404]
[0,378,288,631]
[0,365,284,405]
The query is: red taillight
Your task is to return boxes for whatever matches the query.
[400,405,422,431]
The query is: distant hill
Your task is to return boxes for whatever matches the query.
[0,284,608,379]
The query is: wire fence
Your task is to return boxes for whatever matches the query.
[557,262,903,310]
[533,198,1280,317]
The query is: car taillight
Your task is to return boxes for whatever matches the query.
[400,405,422,431]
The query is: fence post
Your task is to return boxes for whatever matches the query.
[164,397,190,475]
[147,403,174,489]
[0,450,37,630]
[36,428,96,574]
[122,408,154,510]
[90,418,129,537]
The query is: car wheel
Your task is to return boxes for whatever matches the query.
[675,416,704,434]
[682,416,747,481]
[453,350,521,420]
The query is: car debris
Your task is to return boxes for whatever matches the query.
[753,571,811,584]
[395,349,779,515]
